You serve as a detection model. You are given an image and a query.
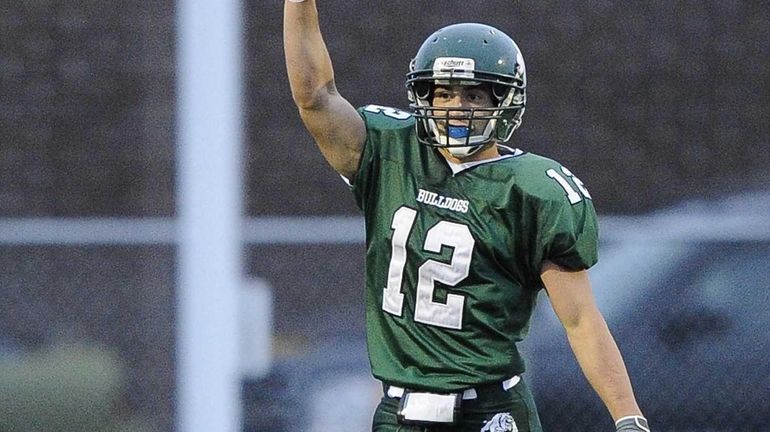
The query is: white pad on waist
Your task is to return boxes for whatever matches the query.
[400,392,457,422]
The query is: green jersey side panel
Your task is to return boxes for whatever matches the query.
[351,105,598,391]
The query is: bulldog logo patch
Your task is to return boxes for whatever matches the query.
[480,412,517,432]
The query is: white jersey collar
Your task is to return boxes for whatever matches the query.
[443,145,523,175]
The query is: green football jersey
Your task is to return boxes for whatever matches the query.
[350,105,598,392]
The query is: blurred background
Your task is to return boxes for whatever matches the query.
[1,1,768,431]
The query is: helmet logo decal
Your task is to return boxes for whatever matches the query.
[433,57,476,80]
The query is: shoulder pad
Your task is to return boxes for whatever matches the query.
[513,153,593,205]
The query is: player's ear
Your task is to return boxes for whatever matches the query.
[492,83,507,100]
[413,82,432,100]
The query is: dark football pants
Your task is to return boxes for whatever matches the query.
[372,378,543,432]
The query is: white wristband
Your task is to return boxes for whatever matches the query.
[615,415,649,432]
[288,0,306,3]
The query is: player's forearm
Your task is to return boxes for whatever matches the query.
[564,311,643,422]
[283,0,336,110]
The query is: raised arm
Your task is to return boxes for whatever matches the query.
[540,261,649,431]
[283,0,366,180]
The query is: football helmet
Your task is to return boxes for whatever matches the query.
[406,23,527,157]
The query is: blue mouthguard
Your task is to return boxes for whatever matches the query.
[447,126,470,139]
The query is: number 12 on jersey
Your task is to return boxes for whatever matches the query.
[547,166,591,204]
[382,206,474,330]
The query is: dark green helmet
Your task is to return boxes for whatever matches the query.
[406,23,526,157]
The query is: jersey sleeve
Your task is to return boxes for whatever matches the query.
[521,159,599,272]
[349,108,377,211]
[535,195,599,271]
[349,105,414,212]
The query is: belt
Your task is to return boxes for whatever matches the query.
[385,375,521,401]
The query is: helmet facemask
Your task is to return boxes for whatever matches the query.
[408,77,525,157]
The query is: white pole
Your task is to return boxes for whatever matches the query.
[239,278,273,379]
[176,0,243,431]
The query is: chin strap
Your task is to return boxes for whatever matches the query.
[445,144,483,158]
[615,415,650,432]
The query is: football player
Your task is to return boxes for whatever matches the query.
[284,1,649,431]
